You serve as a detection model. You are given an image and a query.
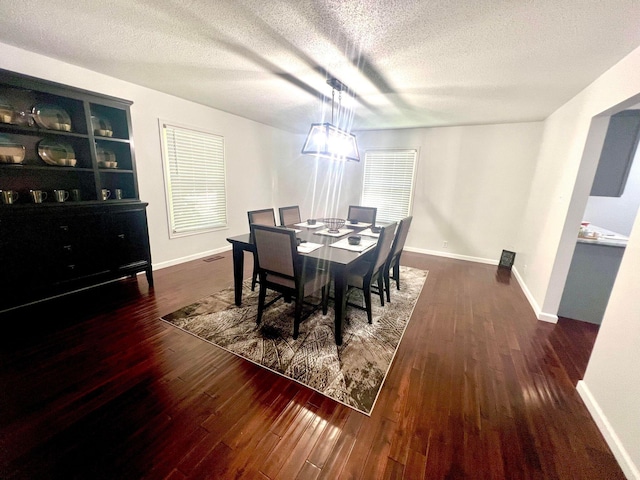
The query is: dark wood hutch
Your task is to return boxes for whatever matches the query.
[0,68,153,312]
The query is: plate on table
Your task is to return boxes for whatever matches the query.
[91,114,113,137]
[294,221,325,228]
[32,103,72,132]
[330,237,377,252]
[359,227,380,238]
[346,221,371,228]
[37,139,77,166]
[314,227,353,237]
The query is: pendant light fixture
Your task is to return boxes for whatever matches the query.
[301,77,360,162]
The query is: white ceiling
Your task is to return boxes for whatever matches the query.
[1,0,640,133]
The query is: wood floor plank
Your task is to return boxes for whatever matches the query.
[0,251,626,479]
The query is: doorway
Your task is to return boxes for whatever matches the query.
[558,107,640,325]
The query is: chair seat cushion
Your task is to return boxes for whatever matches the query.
[346,261,372,289]
[266,267,330,295]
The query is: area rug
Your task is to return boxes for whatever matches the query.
[161,266,427,415]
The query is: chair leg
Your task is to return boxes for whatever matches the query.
[384,269,391,303]
[251,254,259,291]
[257,280,267,325]
[322,285,329,315]
[377,275,385,307]
[394,263,401,290]
[364,282,373,324]
[293,297,302,339]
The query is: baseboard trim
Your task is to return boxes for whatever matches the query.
[511,266,558,323]
[153,245,232,271]
[577,381,640,480]
[403,246,497,265]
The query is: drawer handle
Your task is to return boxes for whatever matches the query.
[63,245,73,252]
[67,264,76,270]
[118,234,126,239]
[59,225,69,232]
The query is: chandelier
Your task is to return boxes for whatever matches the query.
[301,77,360,162]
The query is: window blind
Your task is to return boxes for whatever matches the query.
[161,123,227,236]
[361,149,417,223]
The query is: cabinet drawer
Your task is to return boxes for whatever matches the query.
[107,209,151,270]
[45,215,110,282]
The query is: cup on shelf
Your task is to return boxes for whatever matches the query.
[53,189,69,203]
[100,189,111,201]
[114,188,123,200]
[29,190,47,204]
[70,189,81,201]
[0,190,19,205]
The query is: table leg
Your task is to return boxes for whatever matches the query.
[232,244,245,306]
[333,264,347,346]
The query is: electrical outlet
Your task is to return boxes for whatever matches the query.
[443,240,448,248]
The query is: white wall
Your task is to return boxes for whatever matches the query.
[518,44,640,478]
[279,123,543,263]
[578,208,640,479]
[583,145,640,235]
[0,42,295,269]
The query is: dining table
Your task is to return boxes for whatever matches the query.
[226,220,381,345]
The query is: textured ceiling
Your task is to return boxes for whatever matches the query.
[1,0,640,133]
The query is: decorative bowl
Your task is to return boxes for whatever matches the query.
[348,235,361,245]
[371,226,382,234]
[321,217,346,233]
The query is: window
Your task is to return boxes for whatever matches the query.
[361,149,418,223]
[160,121,227,237]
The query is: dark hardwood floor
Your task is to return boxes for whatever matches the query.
[0,251,624,479]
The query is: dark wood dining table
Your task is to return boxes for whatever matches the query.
[226,222,377,345]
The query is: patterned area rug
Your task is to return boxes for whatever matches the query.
[161,266,427,415]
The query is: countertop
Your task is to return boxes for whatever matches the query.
[577,224,628,248]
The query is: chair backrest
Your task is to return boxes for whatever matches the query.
[347,205,377,225]
[248,208,276,242]
[251,224,298,282]
[248,208,276,227]
[279,205,301,226]
[388,216,413,266]
[370,222,397,275]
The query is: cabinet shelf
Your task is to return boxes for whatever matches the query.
[0,164,95,172]
[0,123,90,139]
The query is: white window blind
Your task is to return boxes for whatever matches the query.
[160,122,227,236]
[361,149,417,223]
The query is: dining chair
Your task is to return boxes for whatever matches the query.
[383,216,413,302]
[345,222,397,324]
[247,208,276,290]
[347,205,377,225]
[278,205,301,227]
[251,224,330,339]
